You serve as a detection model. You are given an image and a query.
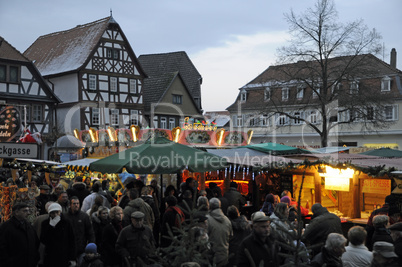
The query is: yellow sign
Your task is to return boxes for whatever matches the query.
[325,177,350,191]
[362,179,391,194]
[363,143,399,149]
[392,178,402,194]
[293,175,315,189]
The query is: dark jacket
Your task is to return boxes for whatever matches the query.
[40,215,76,267]
[101,220,123,266]
[63,209,95,255]
[161,206,185,247]
[80,253,104,267]
[302,206,343,255]
[115,224,155,265]
[311,247,343,267]
[123,198,154,229]
[91,213,109,249]
[67,182,90,206]
[371,227,394,249]
[229,216,252,266]
[236,231,278,267]
[223,187,245,210]
[0,216,40,267]
[36,193,52,215]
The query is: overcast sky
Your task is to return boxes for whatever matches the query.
[1,0,401,111]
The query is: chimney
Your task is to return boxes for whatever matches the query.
[390,48,397,68]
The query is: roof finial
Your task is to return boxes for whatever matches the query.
[110,8,113,17]
[108,9,117,24]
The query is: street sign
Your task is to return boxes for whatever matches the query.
[0,143,38,158]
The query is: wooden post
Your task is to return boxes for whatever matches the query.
[351,173,360,218]
[314,171,322,204]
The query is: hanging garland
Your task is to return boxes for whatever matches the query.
[0,185,18,223]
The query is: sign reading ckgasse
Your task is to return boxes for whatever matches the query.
[0,143,38,158]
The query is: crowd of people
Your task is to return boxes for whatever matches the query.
[0,173,401,267]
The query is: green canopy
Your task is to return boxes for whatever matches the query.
[89,137,228,174]
[359,147,402,158]
[245,142,311,155]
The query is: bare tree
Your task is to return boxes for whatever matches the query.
[257,0,398,147]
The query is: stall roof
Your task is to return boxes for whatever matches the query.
[288,153,402,170]
[246,142,311,155]
[206,147,302,167]
[310,147,350,154]
[61,158,99,167]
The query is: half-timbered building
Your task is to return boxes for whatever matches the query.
[24,16,146,134]
[0,36,59,158]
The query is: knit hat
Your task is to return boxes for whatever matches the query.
[85,243,97,254]
[373,241,398,258]
[251,211,270,223]
[280,196,291,205]
[47,203,62,213]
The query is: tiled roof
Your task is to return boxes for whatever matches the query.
[0,36,30,62]
[141,71,178,111]
[138,52,202,100]
[23,17,111,76]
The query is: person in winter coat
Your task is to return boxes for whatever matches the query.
[206,197,233,267]
[101,206,124,267]
[371,241,400,267]
[36,184,52,215]
[64,196,96,265]
[261,193,275,216]
[270,203,294,246]
[236,211,279,267]
[311,233,347,267]
[91,206,109,249]
[161,195,185,247]
[388,222,402,265]
[227,205,251,266]
[80,243,103,267]
[115,211,156,266]
[302,203,343,256]
[341,226,373,267]
[123,188,154,229]
[371,215,394,249]
[41,203,76,267]
[81,182,110,213]
[223,182,245,210]
[67,176,90,206]
[0,202,40,267]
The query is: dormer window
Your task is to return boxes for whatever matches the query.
[282,88,289,101]
[240,89,247,102]
[296,86,304,99]
[313,86,320,98]
[381,76,391,92]
[349,80,359,94]
[264,87,271,101]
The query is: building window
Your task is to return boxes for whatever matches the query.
[25,106,31,122]
[130,110,139,125]
[381,76,391,92]
[153,116,158,128]
[240,90,247,102]
[293,111,304,125]
[0,65,19,83]
[110,77,118,92]
[32,105,42,122]
[350,81,359,94]
[160,117,167,129]
[313,86,320,98]
[92,108,100,125]
[232,115,237,127]
[107,48,119,60]
[237,115,243,127]
[130,79,137,94]
[172,94,182,104]
[384,105,398,121]
[282,88,289,101]
[366,107,374,121]
[169,118,175,129]
[110,109,119,125]
[89,74,97,90]
[0,65,5,81]
[309,110,318,124]
[277,114,289,126]
[264,87,271,101]
[261,114,269,126]
[296,87,304,99]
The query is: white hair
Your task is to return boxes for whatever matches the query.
[209,197,221,210]
[325,233,347,251]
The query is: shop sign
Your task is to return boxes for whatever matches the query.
[325,177,350,191]
[182,117,218,131]
[0,142,38,158]
[392,178,402,194]
[0,106,22,142]
[293,175,315,189]
[362,179,391,195]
